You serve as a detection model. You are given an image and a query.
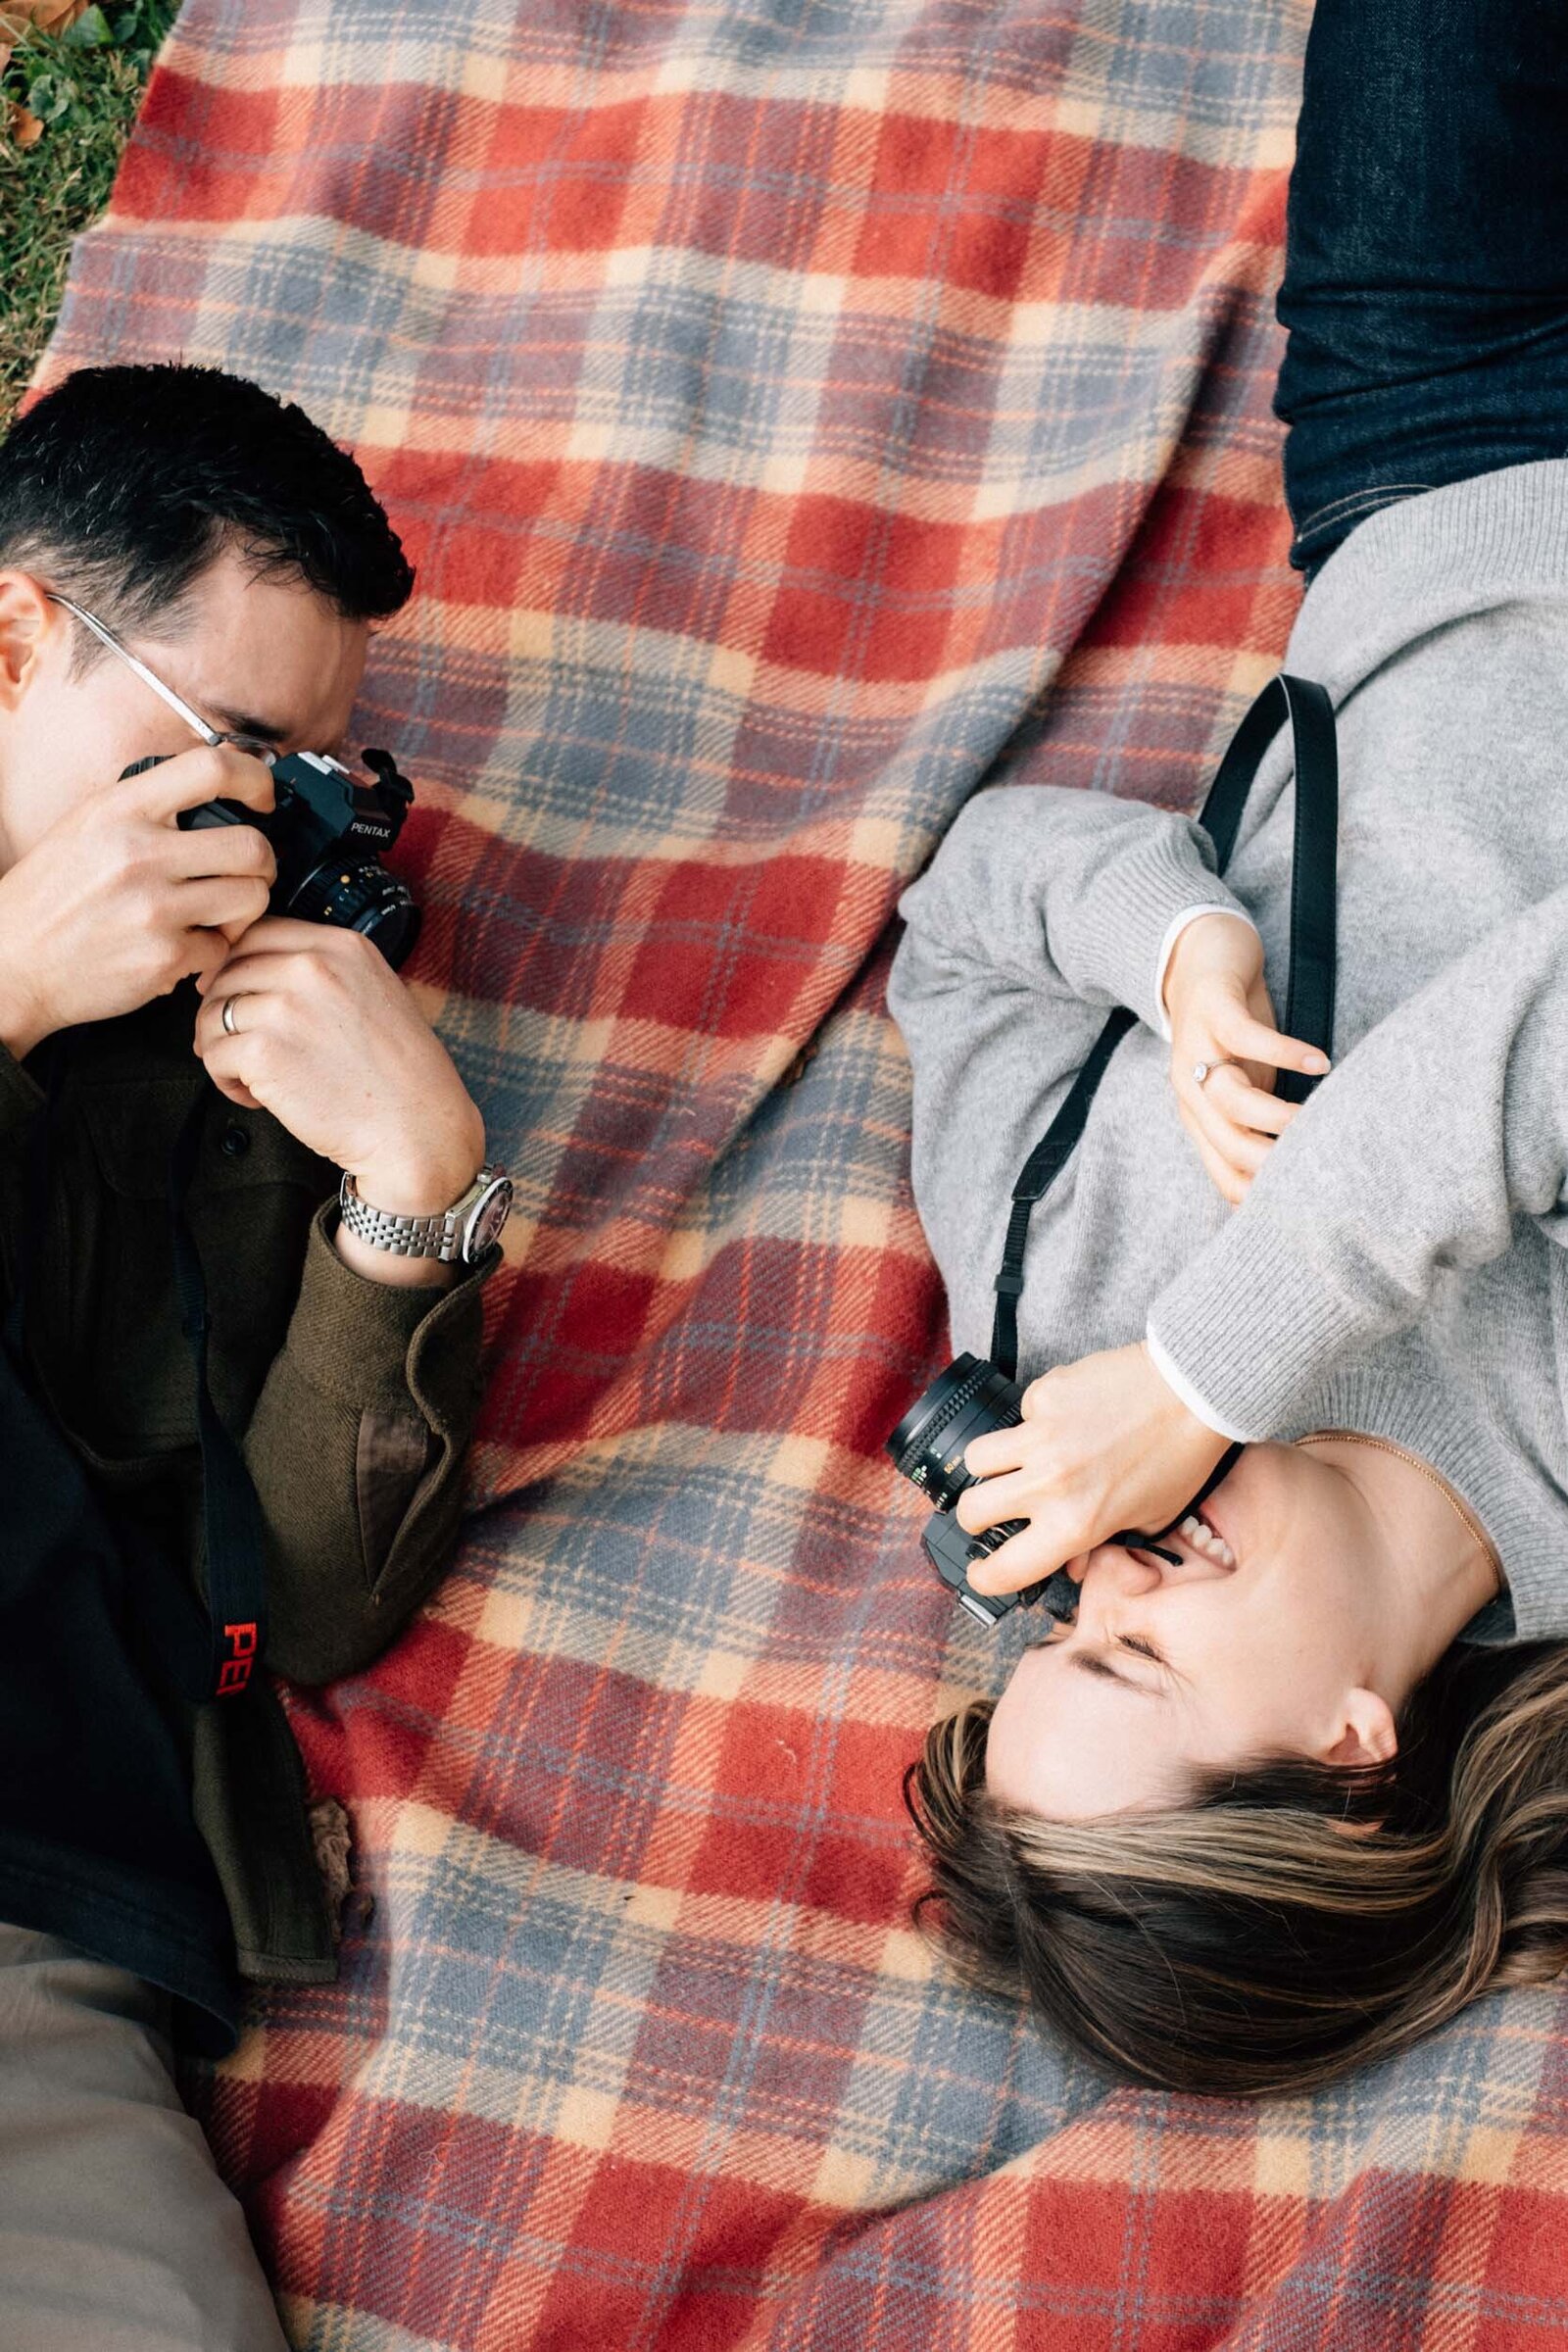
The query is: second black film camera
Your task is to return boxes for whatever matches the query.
[886,1352,1080,1628]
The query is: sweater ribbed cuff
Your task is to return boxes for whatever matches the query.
[1145,1324,1252,1442]
[1066,820,1250,1035]
[1147,1211,1370,1441]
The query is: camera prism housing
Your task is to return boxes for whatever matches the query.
[123,746,421,970]
[181,748,420,970]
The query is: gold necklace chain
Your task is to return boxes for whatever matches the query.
[1296,1429,1503,1595]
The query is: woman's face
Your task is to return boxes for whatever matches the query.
[985,1442,1408,1820]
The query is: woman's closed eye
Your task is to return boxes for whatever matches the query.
[1041,1622,1175,1691]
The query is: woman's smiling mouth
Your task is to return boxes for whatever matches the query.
[1177,1509,1237,1567]
[1128,1505,1238,1576]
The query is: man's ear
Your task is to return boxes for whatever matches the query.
[0,572,56,712]
[1321,1688,1397,1769]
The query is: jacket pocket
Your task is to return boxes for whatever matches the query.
[355,1405,436,1590]
[79,1078,329,1200]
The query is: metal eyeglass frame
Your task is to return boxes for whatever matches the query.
[46,590,246,754]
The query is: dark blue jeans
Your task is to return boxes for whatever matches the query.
[1277,0,1568,573]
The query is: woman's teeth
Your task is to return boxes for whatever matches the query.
[1179,1514,1236,1568]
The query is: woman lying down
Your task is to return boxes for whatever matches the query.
[888,0,1568,2102]
[891,448,1568,2094]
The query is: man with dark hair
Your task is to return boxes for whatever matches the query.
[0,364,510,2349]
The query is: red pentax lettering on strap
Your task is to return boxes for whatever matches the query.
[217,1621,259,1696]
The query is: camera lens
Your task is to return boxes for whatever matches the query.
[889,1352,1080,1625]
[886,1351,1025,1511]
[286,858,422,970]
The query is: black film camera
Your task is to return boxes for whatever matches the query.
[123,746,421,970]
[886,1352,1080,1628]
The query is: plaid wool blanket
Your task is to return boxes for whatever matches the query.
[32,0,1568,2343]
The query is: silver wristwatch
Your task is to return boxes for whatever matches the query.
[338,1165,514,1265]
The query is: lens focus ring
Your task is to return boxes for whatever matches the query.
[892,1358,993,1484]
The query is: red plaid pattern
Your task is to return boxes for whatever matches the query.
[32,0,1568,2344]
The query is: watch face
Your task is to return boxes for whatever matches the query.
[464,1173,514,1260]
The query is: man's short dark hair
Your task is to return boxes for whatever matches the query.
[0,363,415,663]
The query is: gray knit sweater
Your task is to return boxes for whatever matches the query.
[890,460,1568,1648]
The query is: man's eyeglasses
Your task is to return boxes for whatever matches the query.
[46,592,263,756]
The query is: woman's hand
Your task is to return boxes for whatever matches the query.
[1163,911,1329,1205]
[955,1342,1231,1595]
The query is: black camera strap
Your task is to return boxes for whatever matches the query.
[989,671,1339,1381]
[989,1005,1136,1382]
[168,1089,269,1700]
[4,1053,266,1707]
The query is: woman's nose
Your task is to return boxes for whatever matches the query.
[1081,1543,1164,1601]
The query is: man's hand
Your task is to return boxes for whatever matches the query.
[0,745,276,1058]
[954,1342,1230,1595]
[195,918,485,1255]
[1163,911,1329,1205]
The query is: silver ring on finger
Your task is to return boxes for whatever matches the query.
[1192,1057,1233,1089]
[221,994,244,1038]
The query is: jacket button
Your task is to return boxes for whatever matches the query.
[220,1123,251,1158]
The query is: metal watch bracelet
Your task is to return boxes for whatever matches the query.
[337,1165,513,1265]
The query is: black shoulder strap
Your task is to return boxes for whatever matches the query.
[989,1006,1136,1384]
[988,671,1339,1378]
[169,1090,269,1700]
[4,1049,264,1704]
[1276,675,1338,1106]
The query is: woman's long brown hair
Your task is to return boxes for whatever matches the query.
[906,1640,1568,2099]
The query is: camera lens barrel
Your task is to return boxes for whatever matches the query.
[286,858,422,971]
[886,1351,1025,1511]
[889,1352,1064,1628]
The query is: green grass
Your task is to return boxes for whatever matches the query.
[1,2,181,427]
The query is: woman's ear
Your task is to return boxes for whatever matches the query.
[1321,1688,1397,1768]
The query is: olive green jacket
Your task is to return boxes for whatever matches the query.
[0,981,489,1986]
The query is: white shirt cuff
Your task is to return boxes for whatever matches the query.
[1152,905,1261,1043]
[1145,1324,1255,1444]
